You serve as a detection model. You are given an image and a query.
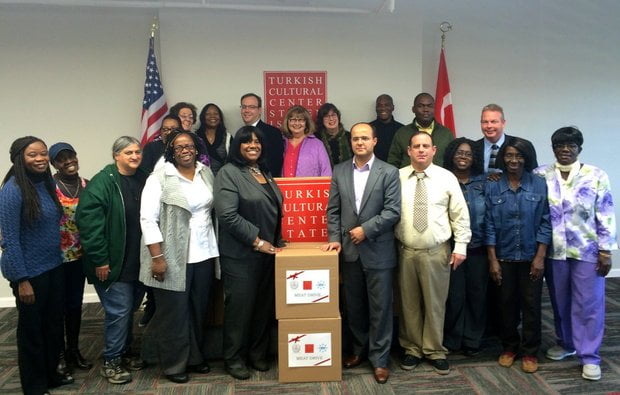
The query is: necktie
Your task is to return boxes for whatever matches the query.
[489,144,499,170]
[413,172,428,232]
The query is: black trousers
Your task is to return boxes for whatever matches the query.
[11,265,65,395]
[62,260,86,351]
[221,253,275,367]
[497,260,542,357]
[443,247,488,350]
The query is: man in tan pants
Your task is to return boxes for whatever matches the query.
[395,131,470,375]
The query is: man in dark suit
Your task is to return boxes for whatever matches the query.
[473,103,537,173]
[240,93,284,177]
[322,122,401,384]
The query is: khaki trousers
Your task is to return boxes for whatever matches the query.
[398,241,451,360]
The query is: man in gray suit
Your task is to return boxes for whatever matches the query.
[322,122,401,384]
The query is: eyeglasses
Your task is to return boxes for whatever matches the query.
[178,114,194,120]
[504,153,524,160]
[240,105,259,110]
[454,150,473,158]
[173,144,196,153]
[324,113,338,119]
[553,143,579,151]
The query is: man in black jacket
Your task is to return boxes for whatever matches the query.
[239,93,284,177]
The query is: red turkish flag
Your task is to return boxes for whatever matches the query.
[434,48,456,136]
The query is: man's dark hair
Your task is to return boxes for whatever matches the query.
[240,93,262,108]
[408,130,433,147]
[413,92,434,105]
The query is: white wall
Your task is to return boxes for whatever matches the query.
[1,1,619,303]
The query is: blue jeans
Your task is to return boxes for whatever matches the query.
[94,281,144,360]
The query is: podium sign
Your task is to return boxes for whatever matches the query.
[275,177,331,243]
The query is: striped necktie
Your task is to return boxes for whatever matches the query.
[489,144,500,170]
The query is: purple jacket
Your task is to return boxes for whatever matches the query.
[284,134,332,177]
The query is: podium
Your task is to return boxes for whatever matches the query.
[274,177,341,383]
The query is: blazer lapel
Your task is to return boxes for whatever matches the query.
[241,167,277,203]
[342,160,357,216]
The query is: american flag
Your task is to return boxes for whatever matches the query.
[140,36,168,146]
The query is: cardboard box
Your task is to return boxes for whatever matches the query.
[278,317,342,383]
[276,242,339,319]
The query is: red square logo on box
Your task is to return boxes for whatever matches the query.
[303,281,312,290]
[305,344,314,353]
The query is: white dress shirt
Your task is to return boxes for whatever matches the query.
[141,162,219,263]
[395,163,471,255]
[353,155,375,213]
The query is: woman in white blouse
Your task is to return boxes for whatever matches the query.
[139,130,219,384]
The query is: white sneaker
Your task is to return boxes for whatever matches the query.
[545,345,576,360]
[582,364,601,381]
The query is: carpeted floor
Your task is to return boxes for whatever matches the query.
[1,279,619,394]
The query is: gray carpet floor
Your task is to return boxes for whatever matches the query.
[1,279,619,394]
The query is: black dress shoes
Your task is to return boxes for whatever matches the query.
[66,349,93,370]
[188,362,211,374]
[225,364,251,380]
[249,359,270,372]
[166,373,189,383]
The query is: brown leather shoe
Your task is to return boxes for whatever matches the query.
[374,367,389,384]
[521,356,538,373]
[498,351,516,367]
[343,355,364,368]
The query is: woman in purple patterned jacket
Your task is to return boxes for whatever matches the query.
[534,126,617,381]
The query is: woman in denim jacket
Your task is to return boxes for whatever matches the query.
[442,138,488,357]
[485,137,551,373]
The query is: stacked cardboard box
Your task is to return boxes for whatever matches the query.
[275,242,341,383]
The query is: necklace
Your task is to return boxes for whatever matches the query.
[248,166,262,176]
[57,177,81,199]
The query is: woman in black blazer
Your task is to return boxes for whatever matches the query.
[214,126,284,380]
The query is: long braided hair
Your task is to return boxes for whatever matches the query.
[2,136,61,224]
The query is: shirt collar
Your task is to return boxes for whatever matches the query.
[414,119,435,133]
[353,155,375,171]
[407,163,434,178]
[484,133,506,148]
[164,161,204,177]
[498,171,533,192]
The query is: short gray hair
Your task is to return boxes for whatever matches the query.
[112,136,141,158]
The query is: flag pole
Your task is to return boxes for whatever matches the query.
[439,21,452,49]
[150,16,158,38]
[435,21,455,135]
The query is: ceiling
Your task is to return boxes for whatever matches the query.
[0,0,396,14]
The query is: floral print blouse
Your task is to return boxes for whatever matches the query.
[534,163,617,263]
[55,177,87,263]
